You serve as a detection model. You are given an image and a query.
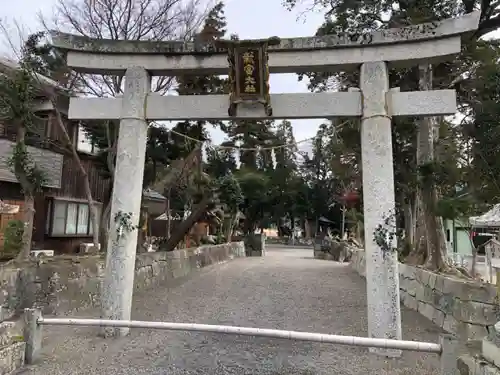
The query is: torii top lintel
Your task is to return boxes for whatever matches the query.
[50,12,480,76]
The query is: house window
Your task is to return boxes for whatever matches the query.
[47,199,101,237]
[76,123,99,154]
[77,204,89,234]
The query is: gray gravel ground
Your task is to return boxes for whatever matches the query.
[20,247,443,375]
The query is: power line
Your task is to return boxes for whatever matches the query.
[154,119,351,152]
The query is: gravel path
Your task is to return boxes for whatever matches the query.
[20,247,443,375]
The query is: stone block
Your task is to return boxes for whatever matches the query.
[423,285,435,304]
[435,274,445,292]
[457,355,474,375]
[230,242,245,257]
[418,301,435,322]
[452,300,500,326]
[0,323,15,348]
[398,274,405,289]
[436,293,455,315]
[442,276,461,295]
[403,293,419,310]
[456,355,500,375]
[151,262,161,277]
[417,268,431,286]
[432,289,443,308]
[0,342,25,375]
[415,283,426,301]
[443,278,496,304]
[427,272,437,289]
[461,355,500,375]
[405,278,419,297]
[403,264,418,280]
[399,289,407,303]
[489,322,500,346]
[412,267,422,282]
[432,308,445,327]
[443,314,460,333]
[461,282,497,304]
[154,251,168,261]
[458,322,488,341]
[398,263,407,275]
[482,337,500,368]
[166,251,181,261]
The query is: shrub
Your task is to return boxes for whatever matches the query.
[2,219,24,260]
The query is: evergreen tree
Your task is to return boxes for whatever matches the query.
[282,0,500,273]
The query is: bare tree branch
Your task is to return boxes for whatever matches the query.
[38,0,212,97]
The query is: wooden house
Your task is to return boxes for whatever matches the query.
[0,58,111,254]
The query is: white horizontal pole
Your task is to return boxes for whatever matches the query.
[38,317,442,353]
[65,37,462,75]
[68,90,456,121]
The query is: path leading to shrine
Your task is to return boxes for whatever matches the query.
[21,247,443,375]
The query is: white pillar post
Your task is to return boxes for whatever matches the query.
[359,61,402,357]
[101,66,151,337]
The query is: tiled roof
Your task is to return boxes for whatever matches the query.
[143,188,166,201]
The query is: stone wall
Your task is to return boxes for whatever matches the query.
[0,242,245,321]
[313,240,355,262]
[351,250,499,341]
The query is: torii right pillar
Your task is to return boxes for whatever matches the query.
[360,61,402,357]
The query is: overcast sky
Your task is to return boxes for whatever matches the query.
[0,0,326,149]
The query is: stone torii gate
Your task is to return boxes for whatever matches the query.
[50,12,479,354]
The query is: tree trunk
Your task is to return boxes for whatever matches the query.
[470,242,478,278]
[136,209,147,253]
[51,107,99,250]
[13,126,35,261]
[304,220,312,239]
[162,196,210,252]
[225,214,235,242]
[356,220,363,244]
[100,197,112,252]
[98,123,117,253]
[403,200,415,251]
[18,195,35,260]
[166,190,171,239]
[407,64,448,270]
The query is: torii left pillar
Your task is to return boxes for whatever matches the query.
[101,67,151,337]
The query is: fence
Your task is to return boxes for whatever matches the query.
[448,252,500,284]
[23,308,459,374]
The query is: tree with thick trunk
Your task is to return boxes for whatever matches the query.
[10,127,40,260]
[407,64,449,270]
